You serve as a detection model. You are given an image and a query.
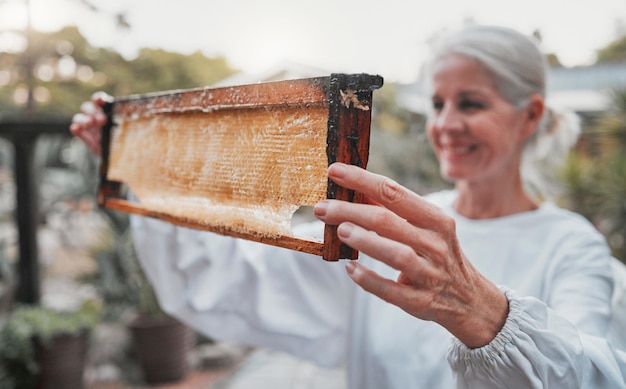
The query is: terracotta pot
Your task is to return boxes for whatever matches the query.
[34,331,88,389]
[128,315,191,384]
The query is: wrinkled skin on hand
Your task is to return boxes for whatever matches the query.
[314,163,508,348]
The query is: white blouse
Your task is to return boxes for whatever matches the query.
[130,190,626,388]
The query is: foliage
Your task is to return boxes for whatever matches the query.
[369,84,450,194]
[125,49,235,94]
[88,210,165,320]
[545,53,564,67]
[0,300,102,389]
[0,26,238,119]
[559,153,601,220]
[596,33,626,63]
[532,30,563,67]
[560,88,626,261]
[0,239,14,309]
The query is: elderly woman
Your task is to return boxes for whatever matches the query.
[71,25,626,388]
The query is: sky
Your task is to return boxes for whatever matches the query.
[1,0,625,83]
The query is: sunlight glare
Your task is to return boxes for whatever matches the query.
[0,32,28,54]
[253,40,289,69]
[0,2,28,30]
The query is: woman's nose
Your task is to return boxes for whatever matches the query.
[433,105,463,132]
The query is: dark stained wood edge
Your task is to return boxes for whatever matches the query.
[97,102,122,206]
[324,74,384,261]
[112,77,330,117]
[103,198,324,256]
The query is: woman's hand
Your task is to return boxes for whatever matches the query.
[314,163,509,348]
[69,91,113,156]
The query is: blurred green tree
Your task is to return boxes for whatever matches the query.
[552,30,626,260]
[596,34,626,63]
[0,25,237,119]
[369,84,450,194]
[560,88,626,261]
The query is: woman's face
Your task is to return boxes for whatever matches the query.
[426,53,536,184]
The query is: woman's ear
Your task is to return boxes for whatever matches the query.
[521,94,545,141]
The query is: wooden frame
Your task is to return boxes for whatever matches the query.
[98,73,383,261]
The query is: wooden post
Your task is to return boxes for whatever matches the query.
[14,135,40,303]
[0,120,72,304]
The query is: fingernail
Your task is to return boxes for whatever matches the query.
[345,261,358,276]
[81,101,95,114]
[337,223,353,239]
[95,112,106,123]
[313,200,328,217]
[329,163,347,179]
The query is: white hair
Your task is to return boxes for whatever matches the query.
[424,25,581,198]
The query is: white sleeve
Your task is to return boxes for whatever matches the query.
[129,214,354,368]
[448,288,626,388]
[608,258,626,350]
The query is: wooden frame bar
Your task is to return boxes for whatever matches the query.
[98,73,383,261]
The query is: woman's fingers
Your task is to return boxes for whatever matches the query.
[326,163,451,232]
[91,91,113,106]
[336,222,438,279]
[316,200,446,262]
[70,113,91,137]
[82,127,102,155]
[80,101,98,115]
[345,259,438,322]
[317,163,508,347]
[346,260,425,302]
[345,260,404,302]
[70,111,103,156]
[70,91,112,156]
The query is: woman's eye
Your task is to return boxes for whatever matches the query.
[432,101,444,111]
[459,100,485,110]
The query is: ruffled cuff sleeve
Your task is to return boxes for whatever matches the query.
[447,287,626,389]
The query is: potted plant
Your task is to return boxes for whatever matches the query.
[91,211,192,385]
[0,299,101,389]
[125,263,192,385]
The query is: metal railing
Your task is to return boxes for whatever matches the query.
[0,119,71,304]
